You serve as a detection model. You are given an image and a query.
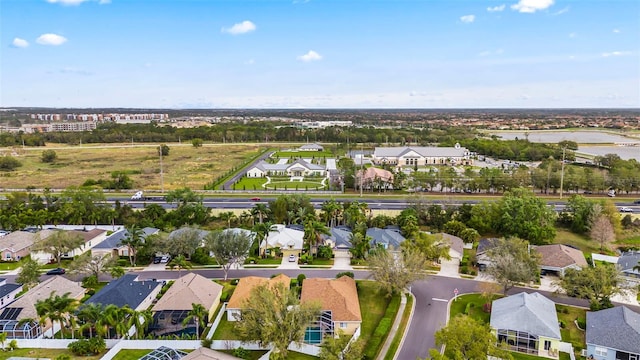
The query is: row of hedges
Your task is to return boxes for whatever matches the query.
[364,294,401,359]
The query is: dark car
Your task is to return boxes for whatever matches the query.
[153,257,162,264]
[46,267,65,275]
[634,200,640,204]
[250,197,261,201]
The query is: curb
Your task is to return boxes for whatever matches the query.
[392,290,416,360]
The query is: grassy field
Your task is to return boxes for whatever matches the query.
[0,143,265,190]
[554,229,604,255]
[449,293,493,324]
[264,180,326,190]
[273,151,334,158]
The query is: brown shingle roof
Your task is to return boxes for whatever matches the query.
[7,276,85,320]
[181,347,241,360]
[68,228,106,243]
[152,273,223,311]
[300,276,361,322]
[535,244,588,268]
[0,230,55,253]
[227,274,290,309]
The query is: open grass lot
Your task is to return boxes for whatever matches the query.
[0,143,265,190]
[554,229,604,256]
[0,348,105,360]
[449,293,493,324]
[233,177,268,190]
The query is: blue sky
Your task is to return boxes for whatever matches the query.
[1,0,638,108]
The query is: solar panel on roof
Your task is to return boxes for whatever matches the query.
[0,307,22,320]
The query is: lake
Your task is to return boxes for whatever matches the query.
[488,130,640,144]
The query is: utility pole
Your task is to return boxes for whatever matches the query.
[559,147,566,199]
[159,146,165,192]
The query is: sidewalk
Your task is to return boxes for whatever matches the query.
[376,291,409,360]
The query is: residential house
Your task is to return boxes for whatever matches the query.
[534,244,588,277]
[355,167,394,190]
[372,144,473,167]
[490,292,562,358]
[31,228,108,264]
[262,224,304,258]
[226,274,291,321]
[0,230,55,261]
[323,226,353,250]
[586,306,640,360]
[618,251,640,281]
[476,238,501,271]
[245,159,326,178]
[140,347,241,360]
[151,273,222,335]
[437,233,465,262]
[92,227,159,258]
[299,143,324,152]
[0,276,85,338]
[84,274,162,311]
[367,227,406,250]
[0,278,22,309]
[300,276,362,343]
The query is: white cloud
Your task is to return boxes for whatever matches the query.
[613,29,620,33]
[569,32,577,38]
[46,0,89,5]
[460,15,475,23]
[602,51,632,57]
[98,0,111,3]
[11,38,29,48]
[36,33,68,46]
[245,59,255,65]
[221,20,256,35]
[551,6,569,15]
[478,48,504,57]
[487,4,506,12]
[297,50,322,62]
[511,0,554,13]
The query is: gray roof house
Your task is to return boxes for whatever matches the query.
[617,251,640,281]
[372,144,472,166]
[490,292,562,358]
[586,306,640,360]
[85,274,162,311]
[299,143,324,151]
[92,227,159,258]
[323,227,353,249]
[0,278,22,310]
[476,238,501,270]
[367,227,406,250]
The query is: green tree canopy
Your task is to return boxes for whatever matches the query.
[204,229,253,280]
[556,265,623,310]
[494,188,557,245]
[486,237,540,294]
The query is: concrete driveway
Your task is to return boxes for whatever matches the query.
[331,250,353,270]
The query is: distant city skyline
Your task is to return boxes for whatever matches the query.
[1,0,639,109]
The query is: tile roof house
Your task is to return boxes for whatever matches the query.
[372,144,472,167]
[617,251,640,281]
[0,278,22,310]
[0,276,85,335]
[300,276,362,340]
[180,347,242,360]
[0,230,55,261]
[367,227,406,250]
[226,274,291,321]
[534,244,588,276]
[586,306,640,360]
[85,274,162,311]
[490,292,562,358]
[92,227,159,258]
[31,228,108,264]
[355,167,394,190]
[152,273,223,321]
[262,224,304,258]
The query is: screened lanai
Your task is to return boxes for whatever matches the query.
[0,319,42,339]
[139,346,188,360]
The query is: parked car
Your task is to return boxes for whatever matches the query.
[160,255,171,263]
[634,200,640,204]
[153,257,162,264]
[250,197,261,201]
[288,254,296,262]
[46,267,66,275]
[620,207,633,213]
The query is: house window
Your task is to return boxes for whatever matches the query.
[594,347,607,357]
[5,253,10,260]
[629,354,639,360]
[340,322,347,328]
[544,340,551,350]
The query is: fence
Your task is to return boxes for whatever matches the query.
[205,303,227,340]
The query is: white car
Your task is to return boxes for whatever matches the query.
[620,207,633,213]
[131,191,144,200]
[288,254,296,262]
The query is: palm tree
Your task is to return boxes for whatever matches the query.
[0,332,7,351]
[76,303,102,338]
[218,211,236,229]
[182,303,208,339]
[252,203,269,224]
[35,292,77,339]
[97,304,120,339]
[121,225,145,266]
[127,309,153,339]
[304,219,331,256]
[168,254,192,278]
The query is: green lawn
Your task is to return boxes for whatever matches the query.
[358,281,401,359]
[1,348,105,360]
[111,349,154,360]
[265,180,325,190]
[554,229,605,255]
[234,177,268,190]
[273,151,334,158]
[212,316,239,340]
[449,293,493,324]
[219,349,269,359]
[556,304,587,354]
[0,260,23,271]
